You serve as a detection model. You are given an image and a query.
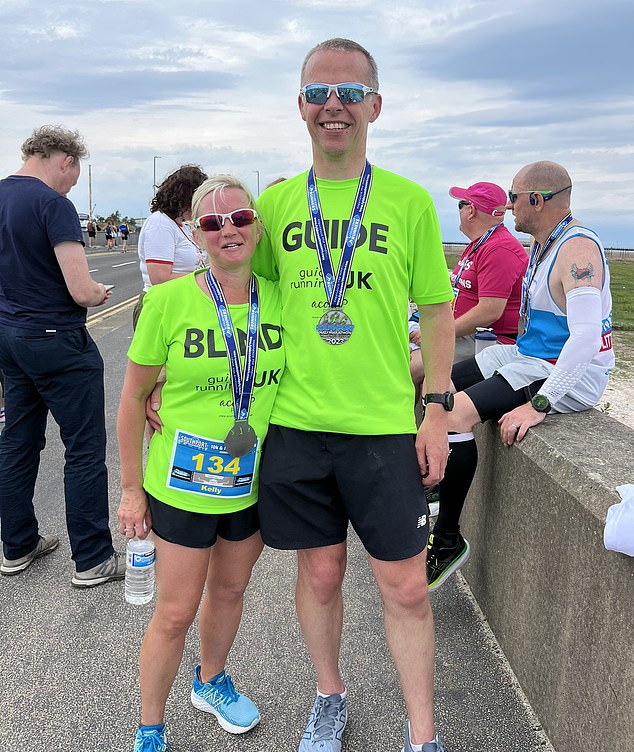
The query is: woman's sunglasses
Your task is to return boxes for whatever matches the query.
[194,209,258,232]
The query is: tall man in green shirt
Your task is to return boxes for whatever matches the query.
[254,38,455,752]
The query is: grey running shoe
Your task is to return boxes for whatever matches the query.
[299,693,347,752]
[403,721,447,752]
[1,534,59,575]
[72,551,125,588]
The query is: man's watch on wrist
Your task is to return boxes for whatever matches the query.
[423,392,454,411]
[530,393,551,413]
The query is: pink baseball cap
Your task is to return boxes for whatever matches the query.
[449,182,507,217]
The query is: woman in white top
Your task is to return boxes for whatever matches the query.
[134,165,207,326]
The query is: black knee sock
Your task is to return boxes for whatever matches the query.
[434,433,478,543]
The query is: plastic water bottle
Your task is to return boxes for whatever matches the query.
[125,537,155,605]
[474,327,497,354]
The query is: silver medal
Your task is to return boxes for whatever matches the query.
[224,420,257,458]
[316,307,354,345]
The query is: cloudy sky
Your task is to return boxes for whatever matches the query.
[1,0,632,246]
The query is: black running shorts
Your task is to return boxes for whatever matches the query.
[451,358,545,423]
[147,494,259,549]
[258,425,430,561]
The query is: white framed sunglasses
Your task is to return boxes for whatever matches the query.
[194,208,258,232]
[300,82,378,105]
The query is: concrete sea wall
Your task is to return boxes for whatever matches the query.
[459,409,633,752]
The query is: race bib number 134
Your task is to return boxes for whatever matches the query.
[167,430,257,499]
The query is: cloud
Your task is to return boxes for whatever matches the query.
[0,0,631,245]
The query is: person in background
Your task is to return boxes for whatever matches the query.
[105,221,114,249]
[264,177,287,189]
[133,164,208,327]
[119,221,129,253]
[118,174,284,752]
[427,161,614,591]
[253,38,454,752]
[0,125,123,588]
[86,218,96,248]
[410,181,528,395]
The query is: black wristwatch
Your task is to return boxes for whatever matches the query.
[530,393,551,413]
[423,392,454,411]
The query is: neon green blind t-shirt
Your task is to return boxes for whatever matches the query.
[253,166,452,435]
[128,271,285,514]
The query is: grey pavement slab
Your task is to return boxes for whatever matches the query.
[0,523,554,752]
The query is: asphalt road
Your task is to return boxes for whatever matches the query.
[0,253,555,752]
[85,243,143,313]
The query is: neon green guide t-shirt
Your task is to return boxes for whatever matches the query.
[128,271,284,513]
[253,166,452,435]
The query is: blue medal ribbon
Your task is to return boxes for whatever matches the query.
[205,270,259,424]
[307,160,373,308]
[520,213,574,326]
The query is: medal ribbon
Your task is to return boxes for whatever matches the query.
[205,270,259,423]
[307,160,373,307]
[451,223,503,301]
[520,213,573,323]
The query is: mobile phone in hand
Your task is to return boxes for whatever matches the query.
[104,284,115,292]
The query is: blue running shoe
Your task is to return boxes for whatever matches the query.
[133,724,170,751]
[402,721,446,752]
[299,693,347,752]
[190,665,260,734]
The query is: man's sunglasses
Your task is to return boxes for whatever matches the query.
[194,209,258,232]
[300,82,378,105]
[458,200,472,210]
[507,185,572,204]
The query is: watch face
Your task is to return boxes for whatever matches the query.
[532,394,550,412]
[446,392,455,411]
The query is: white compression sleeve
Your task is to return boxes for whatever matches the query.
[538,287,603,405]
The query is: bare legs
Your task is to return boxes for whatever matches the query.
[199,533,263,681]
[138,532,262,725]
[296,544,437,744]
[371,552,435,745]
[296,544,347,694]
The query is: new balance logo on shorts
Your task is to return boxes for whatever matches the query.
[417,515,427,528]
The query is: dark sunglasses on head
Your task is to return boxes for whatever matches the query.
[194,208,258,232]
[507,185,572,204]
[300,82,378,105]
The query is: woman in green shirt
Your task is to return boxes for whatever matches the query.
[117,175,284,752]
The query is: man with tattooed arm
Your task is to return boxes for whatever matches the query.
[426,160,615,591]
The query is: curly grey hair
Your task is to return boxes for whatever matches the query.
[21,125,89,161]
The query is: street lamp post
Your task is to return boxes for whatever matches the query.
[153,155,162,195]
[88,164,93,219]
[253,170,260,197]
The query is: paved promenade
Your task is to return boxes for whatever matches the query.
[0,524,554,751]
[0,278,555,752]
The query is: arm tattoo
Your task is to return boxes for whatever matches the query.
[570,263,594,282]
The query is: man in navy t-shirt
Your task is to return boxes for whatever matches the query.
[0,125,124,588]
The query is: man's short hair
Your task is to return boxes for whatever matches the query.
[21,125,89,162]
[301,38,379,90]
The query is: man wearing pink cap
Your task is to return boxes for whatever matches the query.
[411,182,527,390]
